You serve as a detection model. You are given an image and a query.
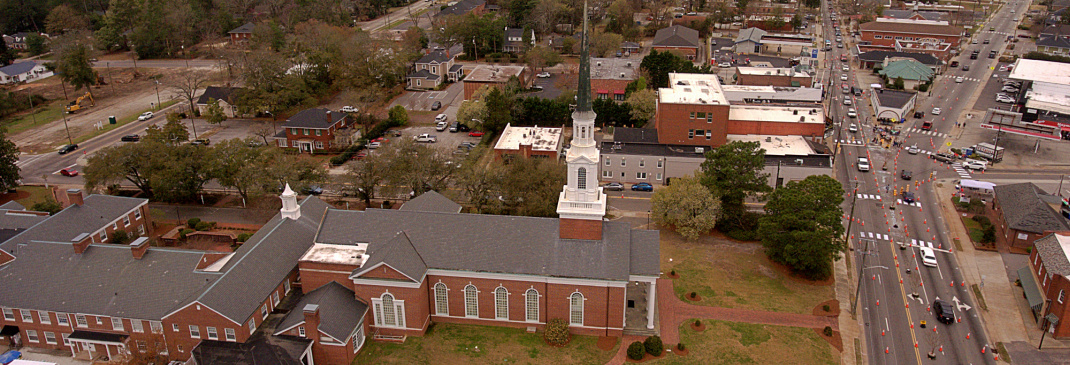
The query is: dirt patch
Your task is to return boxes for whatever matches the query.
[813,299,840,317]
[665,270,680,279]
[596,336,617,351]
[690,321,706,331]
[686,293,702,301]
[0,190,31,205]
[625,351,666,363]
[673,346,689,356]
[813,328,844,352]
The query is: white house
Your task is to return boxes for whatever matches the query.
[0,61,50,84]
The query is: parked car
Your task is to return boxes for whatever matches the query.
[989,50,997,59]
[120,134,140,142]
[431,101,442,110]
[367,141,382,149]
[413,134,437,143]
[138,112,154,121]
[718,62,732,68]
[902,191,916,204]
[436,121,448,131]
[449,122,460,133]
[341,106,358,113]
[386,129,403,137]
[933,299,955,324]
[901,170,912,180]
[631,182,654,192]
[914,111,925,118]
[1001,86,1019,93]
[60,168,79,177]
[603,182,625,191]
[996,94,1015,103]
[919,247,938,267]
[456,124,471,132]
[468,131,484,137]
[58,144,78,154]
[950,60,959,67]
[857,157,870,172]
[536,72,551,78]
[191,139,210,146]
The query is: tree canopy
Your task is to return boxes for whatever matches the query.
[758,175,846,280]
[0,130,20,191]
[699,141,771,229]
[640,50,713,89]
[651,174,720,240]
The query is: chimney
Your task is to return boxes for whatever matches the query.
[72,233,91,254]
[67,189,84,206]
[302,304,321,342]
[325,110,332,124]
[130,237,150,259]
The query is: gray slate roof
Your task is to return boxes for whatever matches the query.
[315,208,660,280]
[1038,35,1070,49]
[873,89,916,109]
[416,49,453,64]
[282,108,346,129]
[1035,234,1070,278]
[0,201,24,210]
[357,232,428,281]
[0,210,48,232]
[196,86,241,105]
[407,69,441,80]
[735,27,767,45]
[275,282,366,341]
[437,0,485,17]
[0,242,219,319]
[400,191,462,213]
[229,22,255,34]
[0,61,40,77]
[994,183,1070,234]
[0,195,146,254]
[195,197,330,324]
[654,26,700,48]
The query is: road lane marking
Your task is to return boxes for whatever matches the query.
[890,241,925,364]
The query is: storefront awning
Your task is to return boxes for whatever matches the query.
[596,89,609,94]
[1018,267,1045,314]
[68,330,128,344]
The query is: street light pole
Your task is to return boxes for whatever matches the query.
[58,81,74,146]
[1039,299,1053,349]
[154,80,162,111]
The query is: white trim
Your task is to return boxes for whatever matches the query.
[87,203,149,242]
[353,278,424,288]
[351,262,421,283]
[494,286,509,320]
[434,282,449,316]
[300,268,354,275]
[569,291,585,325]
[628,275,659,283]
[274,320,306,336]
[371,293,406,328]
[524,287,540,322]
[425,269,628,287]
[464,284,479,318]
[431,313,545,325]
[161,301,240,326]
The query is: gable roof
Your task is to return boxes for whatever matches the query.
[275,282,367,341]
[229,22,255,34]
[735,27,767,44]
[282,108,347,129]
[196,86,241,105]
[0,209,48,231]
[878,59,934,81]
[416,49,453,64]
[356,232,428,282]
[0,194,147,254]
[407,69,441,80]
[654,25,700,48]
[0,61,41,77]
[859,21,963,37]
[316,208,660,281]
[1041,24,1070,37]
[193,196,330,324]
[437,0,485,17]
[1038,35,1070,49]
[400,191,462,213]
[1035,233,1070,278]
[994,183,1070,234]
[857,51,940,66]
[0,201,25,210]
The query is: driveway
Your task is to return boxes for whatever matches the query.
[524,73,566,100]
[389,80,464,114]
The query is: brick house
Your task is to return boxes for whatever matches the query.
[195,86,242,118]
[652,25,700,60]
[407,49,463,89]
[993,183,1070,250]
[275,108,351,153]
[228,23,255,46]
[492,124,564,160]
[1,32,45,51]
[462,65,528,100]
[1026,232,1070,338]
[590,58,638,101]
[859,19,963,50]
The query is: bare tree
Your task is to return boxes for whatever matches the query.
[925,328,941,359]
[251,122,278,145]
[168,70,211,138]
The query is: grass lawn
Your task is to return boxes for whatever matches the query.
[353,323,617,365]
[961,217,984,243]
[2,99,68,136]
[71,100,180,145]
[15,185,54,208]
[662,231,834,314]
[648,320,836,365]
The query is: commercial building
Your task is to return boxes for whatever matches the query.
[590,58,639,101]
[734,66,813,87]
[859,18,963,59]
[652,25,701,60]
[493,124,564,160]
[733,28,816,57]
[877,59,933,90]
[870,89,918,122]
[1025,232,1070,338]
[1008,59,1070,136]
[993,183,1070,250]
[463,65,528,100]
[856,51,941,71]
[721,85,823,105]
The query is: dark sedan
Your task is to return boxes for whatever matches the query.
[58,144,79,154]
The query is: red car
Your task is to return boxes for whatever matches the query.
[353,151,367,160]
[372,137,388,143]
[60,168,79,177]
[468,131,484,137]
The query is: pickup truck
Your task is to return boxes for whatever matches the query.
[413,134,437,143]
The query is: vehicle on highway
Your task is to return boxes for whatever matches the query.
[837,42,843,49]
[902,191,916,204]
[841,64,849,71]
[840,74,848,81]
[962,64,970,71]
[120,134,140,142]
[718,62,732,68]
[914,111,925,118]
[341,106,358,113]
[603,182,625,191]
[60,168,79,177]
[933,300,956,324]
[137,112,154,121]
[932,152,956,163]
[921,120,933,130]
[431,101,442,110]
[931,108,942,115]
[58,144,78,154]
[857,157,870,172]
[413,134,437,143]
[950,60,959,67]
[919,246,937,267]
[956,76,964,83]
[907,145,920,154]
[843,97,852,105]
[989,50,997,58]
[847,108,857,118]
[901,170,912,180]
[536,72,551,78]
[848,123,857,132]
[840,54,847,62]
[468,131,484,137]
[971,39,978,44]
[963,159,988,171]
[970,50,979,59]
[631,182,654,192]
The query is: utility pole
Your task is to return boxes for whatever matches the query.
[1039,299,1053,349]
[844,184,863,314]
[58,81,74,146]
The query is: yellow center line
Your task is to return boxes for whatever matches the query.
[889,240,924,364]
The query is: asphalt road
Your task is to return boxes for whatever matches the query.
[826,1,1033,363]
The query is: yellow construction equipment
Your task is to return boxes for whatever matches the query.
[65,92,94,113]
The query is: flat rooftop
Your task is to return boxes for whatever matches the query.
[728,105,824,124]
[736,66,811,77]
[726,134,817,156]
[1025,81,1070,114]
[493,124,563,152]
[721,85,823,103]
[465,65,526,83]
[1010,59,1070,85]
[299,243,367,266]
[591,58,639,81]
[873,89,916,109]
[658,73,729,105]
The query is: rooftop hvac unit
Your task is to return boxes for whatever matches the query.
[795,159,804,165]
[694,147,705,154]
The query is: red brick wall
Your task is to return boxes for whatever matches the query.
[654,103,731,147]
[1045,275,1070,338]
[0,310,169,351]
[283,127,336,150]
[736,73,813,87]
[88,204,150,244]
[591,79,631,101]
[299,261,359,292]
[859,31,960,48]
[351,280,431,338]
[559,218,603,240]
[162,303,243,360]
[725,119,825,137]
[651,46,697,60]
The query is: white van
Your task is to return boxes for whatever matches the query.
[919,247,938,267]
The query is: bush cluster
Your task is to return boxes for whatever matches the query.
[644,335,663,356]
[236,233,253,242]
[971,215,997,243]
[823,326,833,337]
[187,218,216,231]
[542,318,570,346]
[627,341,645,360]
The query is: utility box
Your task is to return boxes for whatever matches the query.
[108,115,117,124]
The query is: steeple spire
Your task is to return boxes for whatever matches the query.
[576,0,592,112]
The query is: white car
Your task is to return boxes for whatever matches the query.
[996,94,1015,103]
[907,145,920,154]
[367,141,382,149]
[847,108,857,118]
[848,123,858,132]
[972,39,979,44]
[138,112,154,121]
[413,134,437,143]
[1001,86,1020,93]
[843,97,852,105]
[840,74,848,81]
[963,159,988,171]
[955,76,964,83]
[341,106,358,113]
[435,121,448,131]
[536,72,551,78]
[435,113,448,123]
[857,157,871,172]
[718,62,732,68]
[931,108,942,115]
[919,247,938,267]
[842,65,849,72]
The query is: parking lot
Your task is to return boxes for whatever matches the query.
[389,80,464,112]
[367,123,484,157]
[525,72,568,100]
[969,63,1019,112]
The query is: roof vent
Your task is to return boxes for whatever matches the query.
[620,73,626,78]
[597,61,602,67]
[793,110,798,115]
[765,137,772,142]
[626,62,632,67]
[799,116,806,122]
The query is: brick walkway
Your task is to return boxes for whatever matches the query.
[605,278,840,365]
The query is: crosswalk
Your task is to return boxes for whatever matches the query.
[836,139,866,146]
[905,128,948,138]
[856,193,882,200]
[857,231,891,241]
[909,239,947,251]
[897,199,921,207]
[939,75,982,83]
[978,30,1012,36]
[951,163,972,179]
[853,232,949,251]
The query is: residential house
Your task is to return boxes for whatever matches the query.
[503,27,535,53]
[0,61,50,85]
[492,124,563,160]
[462,65,528,100]
[435,0,486,18]
[1040,24,1070,39]
[1,32,45,51]
[620,41,641,55]
[1037,35,1070,57]
[195,86,242,118]
[590,58,639,101]
[993,183,1070,250]
[407,49,463,90]
[652,25,700,60]
[228,23,255,46]
[1025,232,1070,339]
[877,59,934,90]
[275,108,352,153]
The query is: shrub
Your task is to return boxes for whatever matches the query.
[644,335,663,356]
[187,218,201,228]
[670,269,676,276]
[382,200,393,209]
[194,221,215,231]
[543,318,571,346]
[971,215,992,227]
[917,84,929,92]
[627,341,645,360]
[676,342,686,351]
[109,230,131,245]
[689,292,697,298]
[237,233,253,242]
[822,304,831,312]
[179,228,195,240]
[823,326,833,337]
[694,319,701,326]
[29,198,63,215]
[982,226,996,243]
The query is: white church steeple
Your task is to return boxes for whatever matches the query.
[280,183,301,220]
[557,1,607,240]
